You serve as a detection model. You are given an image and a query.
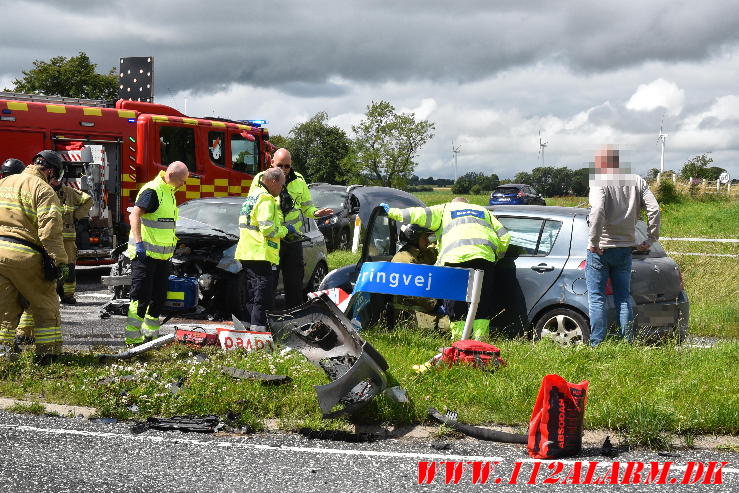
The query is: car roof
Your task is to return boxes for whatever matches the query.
[495,184,527,189]
[488,205,590,218]
[308,183,348,192]
[351,186,426,225]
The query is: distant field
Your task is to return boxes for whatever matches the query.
[412,191,588,208]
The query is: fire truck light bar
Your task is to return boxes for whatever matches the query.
[127,118,136,123]
[241,119,268,126]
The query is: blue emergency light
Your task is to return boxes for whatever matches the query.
[239,119,268,127]
[127,118,136,123]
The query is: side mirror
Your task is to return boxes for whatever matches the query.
[240,131,256,142]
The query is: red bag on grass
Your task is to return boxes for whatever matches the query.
[440,340,506,370]
[528,374,589,459]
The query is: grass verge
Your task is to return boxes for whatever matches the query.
[0,330,736,446]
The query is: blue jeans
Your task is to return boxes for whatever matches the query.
[586,248,633,346]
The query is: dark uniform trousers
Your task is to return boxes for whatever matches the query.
[242,260,274,328]
[443,258,496,322]
[130,257,170,319]
[278,240,304,309]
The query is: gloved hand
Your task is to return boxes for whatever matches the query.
[285,224,297,235]
[135,241,146,261]
[57,264,70,281]
[379,202,391,213]
[434,302,447,316]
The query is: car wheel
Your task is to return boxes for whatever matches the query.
[337,228,351,250]
[306,261,329,294]
[534,308,590,345]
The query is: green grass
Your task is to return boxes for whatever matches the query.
[659,200,739,238]
[0,334,736,445]
[673,256,739,338]
[327,250,360,272]
[5,401,49,416]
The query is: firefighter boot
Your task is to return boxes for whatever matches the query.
[60,264,77,304]
[472,319,490,340]
[450,320,466,340]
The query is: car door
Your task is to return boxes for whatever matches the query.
[495,215,572,323]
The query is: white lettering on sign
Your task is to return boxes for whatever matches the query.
[363,269,433,291]
[217,328,274,353]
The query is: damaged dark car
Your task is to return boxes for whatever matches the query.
[105,197,329,320]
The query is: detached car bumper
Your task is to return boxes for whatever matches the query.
[634,290,690,341]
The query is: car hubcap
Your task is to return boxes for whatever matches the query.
[540,314,583,345]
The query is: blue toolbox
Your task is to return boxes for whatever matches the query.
[164,276,199,311]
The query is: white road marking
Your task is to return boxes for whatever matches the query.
[0,423,737,474]
[662,237,739,243]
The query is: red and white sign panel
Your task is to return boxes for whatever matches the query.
[217,326,274,352]
[307,287,352,312]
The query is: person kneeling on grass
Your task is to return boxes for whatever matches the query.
[389,224,446,330]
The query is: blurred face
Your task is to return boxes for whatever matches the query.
[418,233,431,251]
[272,152,292,177]
[595,149,619,172]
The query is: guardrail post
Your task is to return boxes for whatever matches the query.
[460,269,484,340]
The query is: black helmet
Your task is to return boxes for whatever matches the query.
[32,150,64,178]
[399,224,432,248]
[1,158,25,177]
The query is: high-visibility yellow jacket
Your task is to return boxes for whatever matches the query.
[388,202,510,265]
[235,183,288,264]
[249,169,317,233]
[0,165,67,264]
[127,171,179,260]
[57,185,92,240]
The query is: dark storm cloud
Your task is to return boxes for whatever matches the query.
[2,0,738,95]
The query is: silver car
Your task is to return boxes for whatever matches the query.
[321,204,689,344]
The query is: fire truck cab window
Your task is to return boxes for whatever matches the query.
[208,131,225,167]
[159,126,196,172]
[231,134,258,174]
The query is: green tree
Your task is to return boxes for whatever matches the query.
[571,167,590,196]
[679,153,714,180]
[268,134,290,151]
[514,171,532,184]
[645,168,661,182]
[349,100,435,188]
[288,112,351,184]
[10,52,117,100]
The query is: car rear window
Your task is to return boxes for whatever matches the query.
[498,217,562,256]
[493,187,519,195]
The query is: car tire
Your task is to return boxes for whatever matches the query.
[305,261,328,295]
[226,270,249,322]
[337,228,351,250]
[534,307,590,345]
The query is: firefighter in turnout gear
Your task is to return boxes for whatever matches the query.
[248,149,333,308]
[384,197,511,340]
[1,158,26,179]
[50,178,92,304]
[236,168,291,330]
[0,150,68,363]
[124,161,188,346]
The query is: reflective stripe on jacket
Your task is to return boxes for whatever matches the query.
[235,185,288,264]
[388,202,510,265]
[249,170,317,233]
[127,171,178,260]
[0,165,67,264]
[57,185,92,240]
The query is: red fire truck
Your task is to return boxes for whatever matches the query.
[0,91,271,264]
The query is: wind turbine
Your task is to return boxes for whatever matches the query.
[538,130,548,166]
[452,140,461,181]
[657,117,667,173]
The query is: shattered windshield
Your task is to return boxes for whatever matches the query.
[311,189,347,211]
[178,201,240,236]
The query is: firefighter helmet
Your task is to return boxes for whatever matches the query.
[399,224,433,248]
[1,158,25,177]
[32,150,64,178]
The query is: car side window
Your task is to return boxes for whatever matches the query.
[366,214,393,259]
[537,220,562,255]
[497,217,562,256]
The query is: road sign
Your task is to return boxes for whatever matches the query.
[719,171,730,184]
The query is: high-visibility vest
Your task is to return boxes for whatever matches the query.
[127,171,178,260]
[249,170,317,233]
[389,202,511,265]
[235,185,287,264]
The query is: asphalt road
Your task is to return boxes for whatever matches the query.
[1,411,737,492]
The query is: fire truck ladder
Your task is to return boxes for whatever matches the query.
[0,91,116,108]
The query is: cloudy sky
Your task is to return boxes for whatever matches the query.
[2,0,739,179]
